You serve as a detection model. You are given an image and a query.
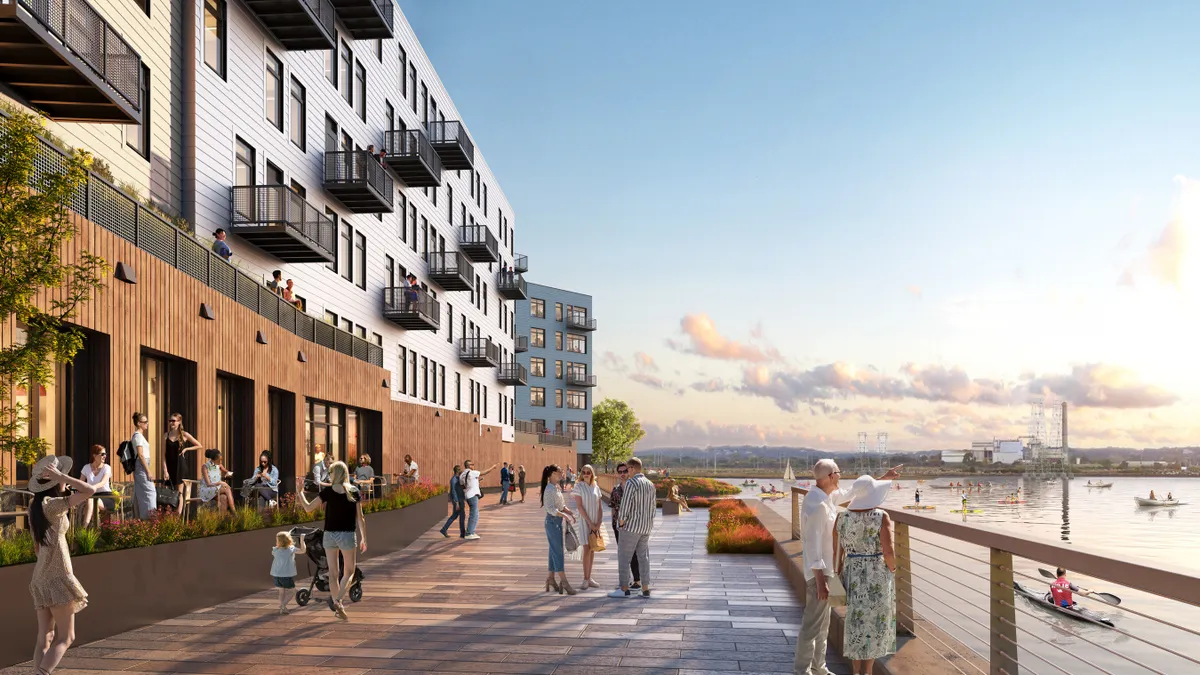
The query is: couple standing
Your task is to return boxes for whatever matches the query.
[795,459,900,675]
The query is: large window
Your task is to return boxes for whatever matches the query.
[306,399,342,466]
[234,138,255,186]
[354,61,366,121]
[555,360,563,379]
[324,207,338,274]
[203,0,225,77]
[530,387,545,407]
[340,223,353,282]
[265,51,283,130]
[325,39,337,87]
[354,232,366,289]
[567,421,587,440]
[530,327,545,348]
[290,77,306,150]
[555,331,563,351]
[555,389,562,408]
[340,41,353,105]
[567,333,586,354]
[567,390,587,409]
[409,65,417,111]
[125,65,150,157]
[398,46,407,99]
[530,357,545,377]
[530,298,545,318]
[398,346,407,394]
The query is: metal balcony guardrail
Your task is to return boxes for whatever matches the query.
[565,372,596,388]
[458,337,499,367]
[381,286,440,330]
[425,120,475,170]
[14,113,383,369]
[538,431,573,447]
[789,486,1200,675]
[565,312,597,331]
[515,419,539,435]
[514,335,528,353]
[11,0,142,114]
[427,250,473,291]
[497,270,528,300]
[322,150,393,213]
[230,185,335,262]
[328,0,393,39]
[513,254,528,274]
[459,223,499,263]
[497,361,528,386]
[242,0,336,50]
[382,128,442,187]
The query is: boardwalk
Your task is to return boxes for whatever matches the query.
[4,497,848,674]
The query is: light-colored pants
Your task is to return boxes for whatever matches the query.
[617,530,650,589]
[794,578,832,675]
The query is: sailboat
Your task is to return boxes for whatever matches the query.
[783,459,796,482]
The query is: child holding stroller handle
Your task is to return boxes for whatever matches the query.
[271,531,307,614]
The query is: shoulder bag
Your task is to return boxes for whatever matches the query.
[564,523,580,552]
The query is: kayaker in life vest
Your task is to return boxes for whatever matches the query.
[1050,567,1089,608]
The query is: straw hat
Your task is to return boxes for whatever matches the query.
[27,454,73,493]
[846,474,892,510]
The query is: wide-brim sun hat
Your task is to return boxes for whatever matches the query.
[27,454,73,493]
[846,474,892,510]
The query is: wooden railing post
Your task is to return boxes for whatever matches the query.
[791,488,801,540]
[990,548,1018,675]
[895,521,914,636]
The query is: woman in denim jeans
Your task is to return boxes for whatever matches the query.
[299,461,367,620]
[540,465,577,595]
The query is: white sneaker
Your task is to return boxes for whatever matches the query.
[464,534,480,540]
[587,579,599,588]
[607,589,632,599]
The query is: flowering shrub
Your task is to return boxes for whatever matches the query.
[706,499,774,554]
[653,476,741,498]
[687,497,712,508]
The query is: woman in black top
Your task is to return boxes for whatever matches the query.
[163,413,202,515]
[299,460,367,620]
[518,465,527,503]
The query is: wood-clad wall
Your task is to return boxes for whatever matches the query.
[2,211,574,488]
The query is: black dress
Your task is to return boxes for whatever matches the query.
[163,435,185,488]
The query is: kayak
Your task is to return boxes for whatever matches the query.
[997,500,1028,505]
[1086,481,1114,488]
[1013,582,1114,628]
[903,505,936,510]
[1135,497,1180,507]
[951,509,984,514]
[759,491,786,498]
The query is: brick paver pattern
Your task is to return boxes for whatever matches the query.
[3,496,849,674]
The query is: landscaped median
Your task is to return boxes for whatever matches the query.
[706,499,775,553]
[0,481,447,669]
[653,475,741,498]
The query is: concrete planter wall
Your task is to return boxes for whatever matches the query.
[0,495,446,669]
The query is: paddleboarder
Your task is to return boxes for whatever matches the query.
[914,489,921,505]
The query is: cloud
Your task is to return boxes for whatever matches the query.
[690,378,729,393]
[1119,175,1200,288]
[640,419,820,448]
[906,285,923,300]
[600,351,627,374]
[1025,364,1179,409]
[667,314,780,362]
[633,352,658,372]
[630,372,669,390]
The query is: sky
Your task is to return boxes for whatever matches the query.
[400,1,1200,451]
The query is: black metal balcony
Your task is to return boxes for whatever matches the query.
[426,120,474,170]
[514,335,528,353]
[566,372,597,388]
[242,0,336,50]
[323,150,393,213]
[565,312,597,332]
[497,362,528,386]
[513,254,528,274]
[382,286,440,331]
[427,250,473,291]
[382,128,441,188]
[460,224,498,263]
[497,271,528,300]
[230,185,335,263]
[329,0,392,39]
[459,337,499,368]
[0,0,142,123]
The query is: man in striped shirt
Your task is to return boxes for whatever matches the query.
[609,456,655,599]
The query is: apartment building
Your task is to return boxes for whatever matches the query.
[515,283,595,464]
[0,0,554,488]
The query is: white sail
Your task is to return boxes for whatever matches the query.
[783,459,795,482]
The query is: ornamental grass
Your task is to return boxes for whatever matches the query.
[706,499,775,554]
[653,476,741,498]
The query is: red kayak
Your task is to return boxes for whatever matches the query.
[997,500,1028,505]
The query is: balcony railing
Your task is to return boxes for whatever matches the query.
[459,337,500,368]
[513,254,528,274]
[242,0,336,50]
[538,431,573,447]
[0,0,142,122]
[427,250,474,291]
[565,312,597,331]
[230,185,335,263]
[329,0,392,39]
[515,419,539,435]
[382,286,440,331]
[497,362,528,386]
[459,224,499,263]
[426,120,475,170]
[514,335,528,353]
[12,111,383,369]
[322,150,393,213]
[565,372,596,388]
[497,270,528,300]
[382,128,442,187]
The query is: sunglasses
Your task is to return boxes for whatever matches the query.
[617,470,628,474]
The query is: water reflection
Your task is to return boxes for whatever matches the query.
[1062,477,1070,542]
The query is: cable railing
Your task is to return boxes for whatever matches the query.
[789,486,1200,675]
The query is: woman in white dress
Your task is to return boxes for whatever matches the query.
[79,445,115,527]
[198,449,236,515]
[573,464,607,589]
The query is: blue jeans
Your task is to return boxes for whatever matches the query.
[500,480,510,504]
[465,495,480,535]
[441,500,465,537]
[545,514,564,572]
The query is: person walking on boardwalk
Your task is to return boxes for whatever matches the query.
[834,475,897,675]
[541,464,577,595]
[298,461,367,621]
[499,462,511,505]
[608,462,641,589]
[460,459,498,539]
[440,464,466,538]
[609,456,655,599]
[794,460,900,675]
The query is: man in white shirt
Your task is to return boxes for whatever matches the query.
[794,459,900,675]
[401,455,419,483]
[459,459,498,540]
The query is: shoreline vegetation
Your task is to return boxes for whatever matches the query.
[664,468,1200,480]
[651,476,741,499]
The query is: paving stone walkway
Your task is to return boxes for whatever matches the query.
[3,496,849,674]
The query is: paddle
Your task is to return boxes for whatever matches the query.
[1037,568,1122,605]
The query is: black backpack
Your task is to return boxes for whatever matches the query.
[117,439,137,473]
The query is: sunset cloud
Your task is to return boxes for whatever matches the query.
[640,419,820,448]
[600,351,628,374]
[1120,175,1200,288]
[634,352,658,372]
[667,314,780,362]
[906,285,923,300]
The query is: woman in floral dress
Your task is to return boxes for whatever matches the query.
[835,475,897,675]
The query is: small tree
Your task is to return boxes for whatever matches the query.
[591,398,645,473]
[0,112,107,483]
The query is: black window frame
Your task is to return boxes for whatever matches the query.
[125,64,150,158]
[265,50,284,131]
[290,77,306,151]
[203,0,226,79]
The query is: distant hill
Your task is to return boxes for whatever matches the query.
[634,444,1200,464]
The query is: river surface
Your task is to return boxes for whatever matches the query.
[717,476,1200,675]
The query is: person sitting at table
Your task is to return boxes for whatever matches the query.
[198,449,236,515]
[241,451,280,508]
[79,445,116,527]
[311,452,333,489]
[354,454,376,497]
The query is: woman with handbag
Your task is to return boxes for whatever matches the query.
[540,464,577,595]
[572,464,606,590]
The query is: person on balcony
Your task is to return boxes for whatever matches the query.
[403,273,419,310]
[282,279,302,310]
[267,270,283,294]
[211,228,232,262]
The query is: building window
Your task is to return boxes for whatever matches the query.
[290,180,305,197]
[567,334,586,354]
[555,331,563,351]
[398,346,407,394]
[555,360,563,379]
[354,61,366,121]
[325,39,337,88]
[567,421,587,440]
[339,223,352,282]
[455,372,461,410]
[567,390,586,409]
[125,64,150,158]
[530,327,545,348]
[409,64,417,112]
[530,387,545,407]
[340,41,353,105]
[409,351,418,397]
[554,389,562,408]
[398,46,407,99]
[265,51,283,130]
[530,298,545,318]
[290,77,306,150]
[530,357,545,377]
[266,162,283,185]
[440,365,446,406]
[203,0,225,77]
[234,138,254,186]
[447,304,453,343]
[409,205,417,251]
[555,302,563,321]
[421,357,429,401]
[324,208,338,274]
[354,231,366,290]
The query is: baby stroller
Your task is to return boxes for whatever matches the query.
[290,526,364,607]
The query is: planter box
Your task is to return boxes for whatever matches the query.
[0,495,446,669]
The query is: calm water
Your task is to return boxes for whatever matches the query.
[719,476,1200,675]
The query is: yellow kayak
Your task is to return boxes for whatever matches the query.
[759,491,786,498]
[951,509,984,514]
[903,505,936,510]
